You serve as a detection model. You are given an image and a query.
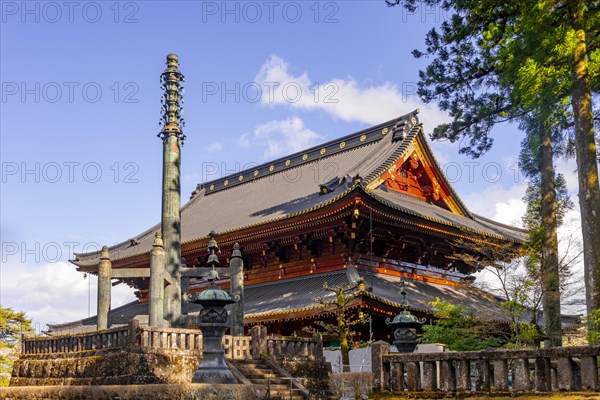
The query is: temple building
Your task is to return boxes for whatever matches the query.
[50,103,541,342]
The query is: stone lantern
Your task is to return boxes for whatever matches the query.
[385,279,426,353]
[190,243,237,384]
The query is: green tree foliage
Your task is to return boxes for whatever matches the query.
[387,0,600,317]
[420,298,501,351]
[0,306,33,386]
[0,306,32,347]
[586,309,600,344]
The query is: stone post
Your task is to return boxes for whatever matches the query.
[159,53,185,327]
[97,245,112,330]
[229,243,245,336]
[580,356,598,390]
[149,233,165,327]
[440,360,455,392]
[251,325,267,360]
[474,360,490,391]
[454,360,470,391]
[491,359,508,391]
[421,361,437,391]
[371,341,390,392]
[392,362,405,392]
[513,358,531,391]
[406,361,421,391]
[534,358,551,392]
[127,319,141,349]
[557,357,576,390]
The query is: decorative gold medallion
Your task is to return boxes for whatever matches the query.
[360,134,367,142]
[302,154,308,161]
[320,148,326,155]
[209,184,214,190]
[254,170,259,177]
[223,180,229,186]
[382,127,389,135]
[269,165,275,172]
[339,141,346,149]
[285,160,291,166]
[238,175,244,181]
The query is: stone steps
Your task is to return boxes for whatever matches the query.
[232,359,307,400]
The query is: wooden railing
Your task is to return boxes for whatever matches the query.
[371,341,600,393]
[21,320,251,360]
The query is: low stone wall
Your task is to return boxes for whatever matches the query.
[0,383,261,400]
[372,341,600,393]
[11,347,201,386]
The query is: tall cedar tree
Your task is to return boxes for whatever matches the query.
[519,111,572,346]
[387,0,599,318]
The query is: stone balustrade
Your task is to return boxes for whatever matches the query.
[21,325,131,355]
[371,341,600,393]
[250,325,323,361]
[21,320,251,360]
[13,320,255,386]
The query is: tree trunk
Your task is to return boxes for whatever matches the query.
[338,295,350,372]
[540,125,562,347]
[568,0,600,315]
[340,327,350,372]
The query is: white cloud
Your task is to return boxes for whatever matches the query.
[0,261,136,333]
[238,117,322,159]
[555,158,579,195]
[254,55,450,130]
[462,183,528,224]
[205,142,223,153]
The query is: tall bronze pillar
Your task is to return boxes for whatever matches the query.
[158,53,186,327]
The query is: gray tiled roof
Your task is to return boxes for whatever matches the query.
[47,270,507,334]
[368,188,528,242]
[48,270,580,335]
[72,111,524,267]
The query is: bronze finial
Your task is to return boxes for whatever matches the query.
[159,53,186,141]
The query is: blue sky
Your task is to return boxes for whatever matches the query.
[0,1,582,330]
